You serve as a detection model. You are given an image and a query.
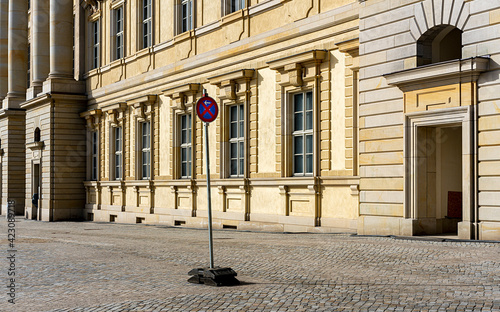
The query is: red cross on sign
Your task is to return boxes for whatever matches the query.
[196,95,219,123]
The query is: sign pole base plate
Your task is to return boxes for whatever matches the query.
[187,267,239,287]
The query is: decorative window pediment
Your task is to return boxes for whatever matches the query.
[163,83,200,111]
[102,103,127,127]
[208,69,254,101]
[127,95,157,122]
[82,0,102,15]
[80,109,103,131]
[267,50,327,87]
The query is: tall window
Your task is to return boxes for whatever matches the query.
[91,131,98,181]
[114,6,124,60]
[180,114,192,178]
[292,91,313,176]
[227,0,245,14]
[114,127,123,180]
[141,122,151,179]
[92,20,100,69]
[229,104,244,177]
[180,0,193,33]
[142,0,152,49]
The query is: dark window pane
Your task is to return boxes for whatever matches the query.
[306,91,313,110]
[181,163,186,177]
[306,111,313,130]
[294,136,303,154]
[230,122,237,139]
[294,112,303,131]
[230,143,237,158]
[306,155,313,174]
[230,105,237,122]
[294,155,303,174]
[181,114,186,128]
[294,93,303,112]
[231,159,237,175]
[306,134,313,153]
[239,141,244,159]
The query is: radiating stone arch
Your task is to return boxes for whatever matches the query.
[409,0,470,42]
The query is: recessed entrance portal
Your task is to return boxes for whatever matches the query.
[32,163,41,220]
[405,106,474,239]
[415,125,462,235]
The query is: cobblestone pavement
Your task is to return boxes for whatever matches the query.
[1,219,500,311]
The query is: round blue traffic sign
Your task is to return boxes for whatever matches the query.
[196,95,219,123]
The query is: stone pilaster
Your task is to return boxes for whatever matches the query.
[27,0,50,100]
[0,0,8,101]
[2,0,27,108]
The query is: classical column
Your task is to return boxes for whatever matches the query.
[48,0,73,80]
[0,0,8,102]
[3,0,27,108]
[43,0,84,94]
[27,0,49,100]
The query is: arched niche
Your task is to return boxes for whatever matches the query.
[34,127,41,142]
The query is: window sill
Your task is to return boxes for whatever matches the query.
[100,180,125,189]
[27,141,44,151]
[174,30,194,43]
[221,9,245,26]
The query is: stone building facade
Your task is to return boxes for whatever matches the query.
[357,0,500,240]
[0,0,499,240]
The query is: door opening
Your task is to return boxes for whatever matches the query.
[415,125,462,235]
[32,164,40,220]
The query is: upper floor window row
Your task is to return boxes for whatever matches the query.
[90,0,251,69]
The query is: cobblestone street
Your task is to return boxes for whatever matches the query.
[1,219,500,311]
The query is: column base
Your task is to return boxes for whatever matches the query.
[42,77,85,95]
[26,86,43,101]
[2,93,26,109]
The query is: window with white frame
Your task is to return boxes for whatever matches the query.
[113,127,123,180]
[225,0,245,15]
[114,6,124,60]
[91,131,99,180]
[179,0,193,34]
[229,104,244,177]
[179,114,192,178]
[292,91,313,176]
[141,121,151,179]
[141,0,152,49]
[92,20,100,69]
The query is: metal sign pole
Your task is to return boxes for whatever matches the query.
[188,92,238,286]
[204,121,214,269]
